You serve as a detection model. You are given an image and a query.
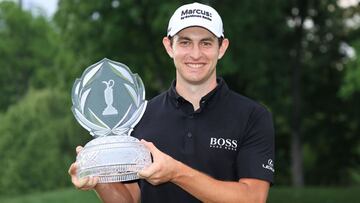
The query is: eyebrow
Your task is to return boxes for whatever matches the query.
[177,36,192,41]
[177,36,216,42]
[200,37,216,42]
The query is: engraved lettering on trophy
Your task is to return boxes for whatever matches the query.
[102,79,118,115]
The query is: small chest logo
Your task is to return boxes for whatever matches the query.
[210,137,237,151]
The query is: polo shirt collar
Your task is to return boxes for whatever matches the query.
[167,77,229,110]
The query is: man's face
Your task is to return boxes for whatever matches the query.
[163,26,229,85]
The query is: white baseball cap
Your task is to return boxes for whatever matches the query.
[167,2,224,38]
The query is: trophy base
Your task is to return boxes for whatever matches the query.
[98,172,138,183]
[76,136,152,183]
[102,106,118,115]
[80,164,145,183]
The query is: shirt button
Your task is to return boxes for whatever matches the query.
[175,101,180,108]
[187,132,192,138]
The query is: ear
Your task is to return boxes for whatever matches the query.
[162,37,174,58]
[218,38,229,60]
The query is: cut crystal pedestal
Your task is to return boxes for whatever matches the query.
[77,136,152,183]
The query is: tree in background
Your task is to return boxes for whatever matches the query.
[338,2,360,185]
[0,1,59,112]
[54,0,182,95]
[286,0,359,186]
[0,88,88,195]
[0,1,87,195]
[340,2,360,98]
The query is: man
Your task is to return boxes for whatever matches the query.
[69,2,275,203]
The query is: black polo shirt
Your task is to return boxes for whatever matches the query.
[132,78,275,203]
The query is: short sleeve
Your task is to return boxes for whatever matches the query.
[236,106,275,184]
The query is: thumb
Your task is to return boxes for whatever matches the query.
[138,163,157,179]
[68,162,77,176]
[76,146,83,154]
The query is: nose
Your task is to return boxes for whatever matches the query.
[190,44,202,59]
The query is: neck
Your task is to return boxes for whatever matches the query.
[175,77,217,110]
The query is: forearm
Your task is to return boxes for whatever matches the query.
[95,182,139,203]
[171,161,268,203]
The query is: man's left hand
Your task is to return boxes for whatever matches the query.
[138,139,180,185]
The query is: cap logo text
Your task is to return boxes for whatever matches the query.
[181,9,212,21]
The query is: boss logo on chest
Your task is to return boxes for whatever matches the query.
[209,137,237,151]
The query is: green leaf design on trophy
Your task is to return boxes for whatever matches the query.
[71,58,151,183]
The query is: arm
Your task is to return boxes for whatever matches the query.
[138,141,269,203]
[95,182,140,203]
[172,162,269,203]
[68,146,140,203]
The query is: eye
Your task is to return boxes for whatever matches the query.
[179,40,191,46]
[201,41,213,47]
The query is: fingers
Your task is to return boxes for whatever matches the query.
[139,140,168,181]
[140,139,153,148]
[68,146,99,190]
[140,139,159,155]
[68,163,99,190]
[76,146,83,154]
[75,176,89,188]
[68,162,77,176]
[78,176,99,190]
[88,176,99,187]
[68,163,85,188]
[138,140,157,179]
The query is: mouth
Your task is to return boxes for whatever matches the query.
[185,63,206,69]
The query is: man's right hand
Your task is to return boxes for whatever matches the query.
[68,146,141,203]
[68,146,99,190]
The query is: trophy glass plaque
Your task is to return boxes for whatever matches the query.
[71,58,152,183]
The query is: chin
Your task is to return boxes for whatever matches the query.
[184,77,210,85]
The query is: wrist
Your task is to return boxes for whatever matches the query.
[170,159,189,183]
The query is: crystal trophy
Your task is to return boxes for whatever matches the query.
[71,58,152,183]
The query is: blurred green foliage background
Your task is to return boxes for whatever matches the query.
[0,0,359,201]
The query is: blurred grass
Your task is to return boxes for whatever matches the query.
[0,188,100,203]
[0,186,359,203]
[268,186,360,203]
